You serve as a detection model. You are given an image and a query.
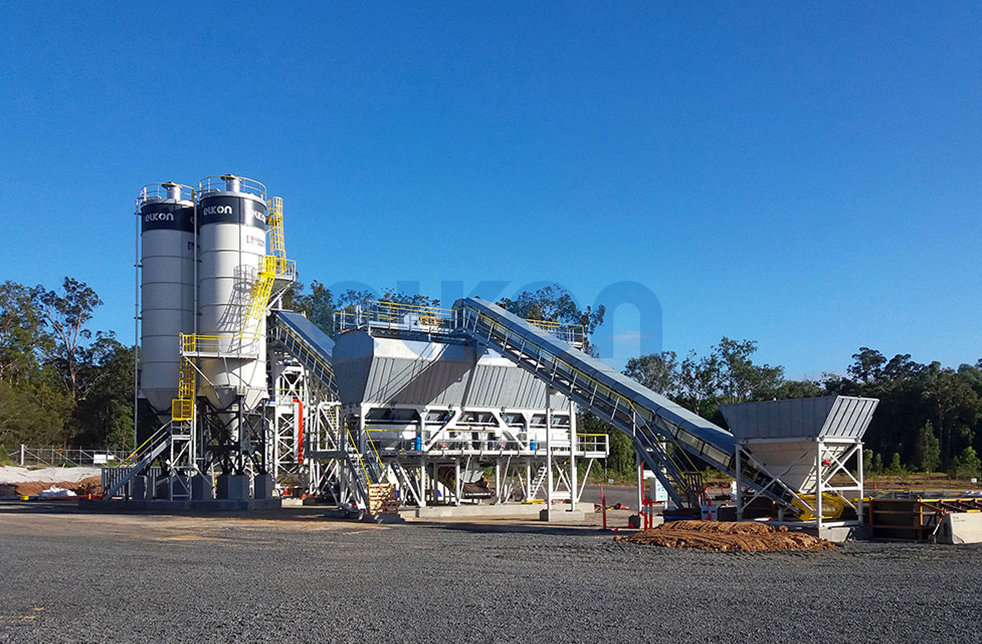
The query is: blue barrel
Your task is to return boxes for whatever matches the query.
[530,439,537,452]
[414,436,422,451]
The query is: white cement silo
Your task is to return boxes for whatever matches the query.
[138,182,196,421]
[195,175,269,413]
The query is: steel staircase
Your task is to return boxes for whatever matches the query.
[102,424,173,500]
[528,463,548,498]
[246,255,278,321]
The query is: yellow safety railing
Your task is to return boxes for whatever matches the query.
[246,255,278,320]
[345,424,372,484]
[372,300,452,316]
[171,353,196,422]
[274,323,336,379]
[527,318,583,336]
[265,196,296,279]
[267,197,286,266]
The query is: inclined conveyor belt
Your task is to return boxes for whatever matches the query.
[452,297,790,508]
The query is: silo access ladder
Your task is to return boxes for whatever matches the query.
[451,298,796,511]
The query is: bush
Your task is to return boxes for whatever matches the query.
[950,447,982,479]
[871,452,883,474]
[886,452,905,475]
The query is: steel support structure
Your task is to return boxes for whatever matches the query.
[735,436,865,528]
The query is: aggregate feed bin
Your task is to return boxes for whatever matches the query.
[720,395,878,525]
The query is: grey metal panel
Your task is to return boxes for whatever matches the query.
[820,396,879,439]
[720,396,879,440]
[333,331,567,410]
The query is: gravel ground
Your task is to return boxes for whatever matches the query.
[1,502,979,644]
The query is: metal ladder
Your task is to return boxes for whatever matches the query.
[528,463,548,498]
[267,196,287,267]
[171,345,196,422]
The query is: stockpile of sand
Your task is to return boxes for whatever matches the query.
[615,520,836,552]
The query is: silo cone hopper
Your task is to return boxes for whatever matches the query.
[720,395,878,525]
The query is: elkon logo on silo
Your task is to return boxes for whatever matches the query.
[202,205,233,217]
[144,212,174,222]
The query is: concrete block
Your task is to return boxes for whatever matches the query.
[253,474,274,500]
[131,476,149,500]
[191,474,213,500]
[228,475,251,500]
[540,508,587,523]
[216,474,251,500]
[216,475,229,499]
[938,513,982,544]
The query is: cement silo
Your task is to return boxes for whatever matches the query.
[196,175,269,414]
[138,182,196,421]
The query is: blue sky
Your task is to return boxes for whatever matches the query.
[1,2,980,379]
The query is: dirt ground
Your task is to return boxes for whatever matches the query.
[1,500,981,643]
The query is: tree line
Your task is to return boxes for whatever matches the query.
[0,279,134,454]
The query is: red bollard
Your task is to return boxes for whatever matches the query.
[601,485,607,530]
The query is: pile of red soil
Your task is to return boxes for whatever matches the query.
[2,475,102,498]
[614,520,836,552]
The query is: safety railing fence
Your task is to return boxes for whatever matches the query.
[333,301,586,349]
[101,466,164,499]
[334,301,457,335]
[16,445,133,467]
[361,427,609,457]
[137,182,194,206]
[196,175,267,200]
[269,319,338,396]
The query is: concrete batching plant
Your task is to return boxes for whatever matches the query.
[104,174,876,531]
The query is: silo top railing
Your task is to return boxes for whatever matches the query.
[136,182,195,207]
[196,175,267,200]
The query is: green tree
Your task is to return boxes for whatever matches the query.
[293,281,336,336]
[887,452,904,475]
[579,411,634,477]
[677,350,722,419]
[0,378,73,448]
[950,446,981,479]
[31,277,103,401]
[848,347,887,385]
[871,452,883,474]
[924,362,980,466]
[72,336,135,449]
[776,379,824,399]
[498,284,604,334]
[913,421,941,472]
[623,351,678,396]
[0,281,51,384]
[863,448,874,473]
[714,337,784,403]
